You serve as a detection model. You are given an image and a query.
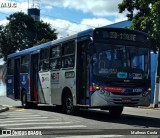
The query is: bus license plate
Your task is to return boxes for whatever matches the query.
[122,98,131,103]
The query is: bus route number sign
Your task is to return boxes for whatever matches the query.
[109,32,136,41]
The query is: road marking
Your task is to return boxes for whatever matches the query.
[15,109,25,112]
[0,117,49,120]
[6,114,43,117]
[1,105,13,108]
[0,135,123,138]
[7,125,87,129]
[1,122,72,127]
[56,135,124,138]
[2,113,34,115]
[0,119,60,123]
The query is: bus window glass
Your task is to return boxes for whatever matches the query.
[50,45,61,70]
[62,55,75,68]
[50,58,61,70]
[21,55,29,73]
[39,48,49,71]
[7,59,14,75]
[51,46,61,58]
[127,47,147,72]
[93,43,149,80]
[40,48,49,60]
[62,41,75,55]
[62,41,75,68]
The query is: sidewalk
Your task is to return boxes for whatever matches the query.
[0,105,9,113]
[138,104,160,110]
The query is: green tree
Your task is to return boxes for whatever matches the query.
[35,21,57,43]
[118,0,160,76]
[0,12,57,61]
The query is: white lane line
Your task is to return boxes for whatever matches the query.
[2,113,34,115]
[7,125,87,129]
[6,115,43,117]
[56,135,124,138]
[1,105,13,108]
[1,122,71,127]
[0,119,60,123]
[0,117,49,120]
[0,135,123,138]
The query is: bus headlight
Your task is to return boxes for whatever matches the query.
[148,87,151,92]
[93,83,100,90]
[95,86,100,90]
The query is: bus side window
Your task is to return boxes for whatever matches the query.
[62,41,75,68]
[21,55,29,73]
[7,59,14,75]
[39,48,49,72]
[50,45,61,70]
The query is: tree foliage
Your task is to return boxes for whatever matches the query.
[119,0,160,49]
[0,12,57,61]
[118,0,160,75]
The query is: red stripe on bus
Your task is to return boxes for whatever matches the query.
[33,86,37,101]
[90,86,95,91]
[101,86,124,93]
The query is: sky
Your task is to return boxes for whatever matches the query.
[0,0,128,38]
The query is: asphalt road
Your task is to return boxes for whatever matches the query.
[0,96,160,138]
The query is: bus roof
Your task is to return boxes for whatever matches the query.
[7,28,94,59]
[7,27,149,59]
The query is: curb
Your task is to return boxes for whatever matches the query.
[0,106,9,113]
[138,106,160,110]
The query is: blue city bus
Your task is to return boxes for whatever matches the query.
[7,27,151,116]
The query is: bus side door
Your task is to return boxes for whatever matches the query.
[77,40,90,105]
[14,58,20,99]
[30,53,39,101]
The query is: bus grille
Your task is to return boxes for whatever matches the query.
[113,99,139,105]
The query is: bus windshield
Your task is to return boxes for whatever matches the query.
[92,43,149,80]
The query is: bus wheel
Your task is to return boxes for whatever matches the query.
[62,93,76,115]
[108,106,124,117]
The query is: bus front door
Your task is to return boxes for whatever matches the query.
[30,54,39,102]
[77,41,90,105]
[14,58,20,99]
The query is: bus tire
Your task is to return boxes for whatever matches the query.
[62,93,76,115]
[108,106,123,117]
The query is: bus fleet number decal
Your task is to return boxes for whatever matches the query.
[51,73,59,83]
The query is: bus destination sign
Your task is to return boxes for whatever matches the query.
[94,29,148,43]
[108,32,136,41]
